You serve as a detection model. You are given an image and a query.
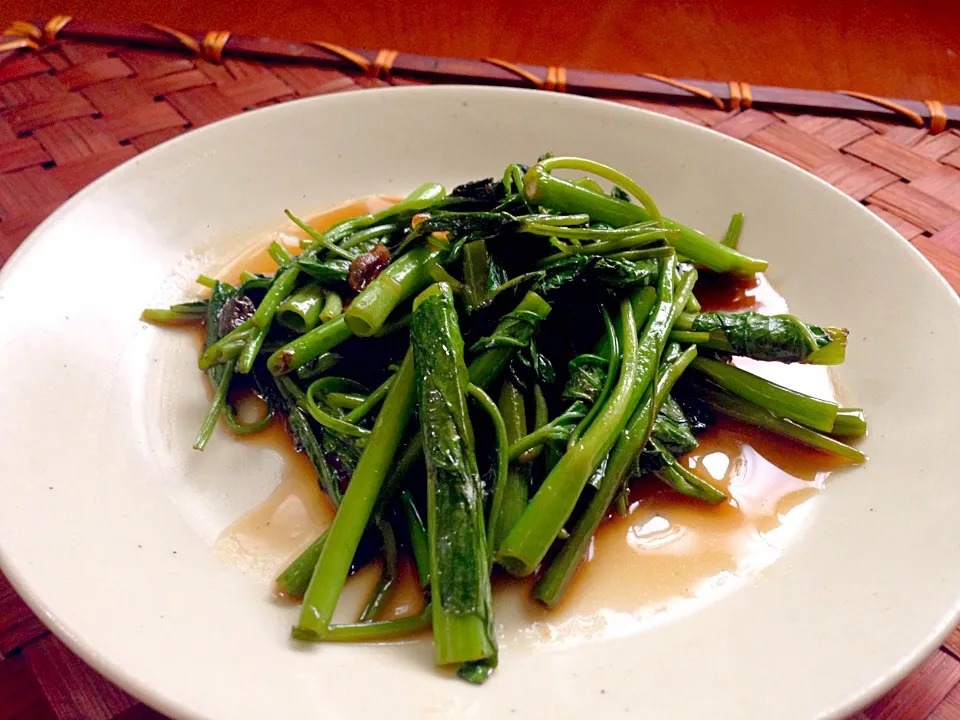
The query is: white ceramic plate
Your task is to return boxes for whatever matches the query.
[1,86,959,720]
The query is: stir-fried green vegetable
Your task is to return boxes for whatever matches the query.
[142,154,867,684]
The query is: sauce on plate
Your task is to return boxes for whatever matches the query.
[210,200,844,640]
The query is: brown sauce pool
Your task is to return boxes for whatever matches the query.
[210,199,843,639]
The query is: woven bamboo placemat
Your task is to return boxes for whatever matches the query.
[1,19,960,720]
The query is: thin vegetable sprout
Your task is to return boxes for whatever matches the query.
[143,154,866,683]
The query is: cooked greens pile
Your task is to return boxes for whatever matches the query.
[143,155,866,683]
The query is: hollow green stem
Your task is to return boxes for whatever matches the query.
[345,245,445,336]
[293,604,431,643]
[533,344,698,606]
[268,240,294,265]
[340,223,399,251]
[497,296,643,576]
[722,212,743,248]
[691,356,838,432]
[141,301,207,324]
[294,349,417,638]
[522,164,767,273]
[467,383,509,559]
[277,283,325,333]
[697,384,866,462]
[537,156,664,224]
[267,315,353,375]
[193,359,235,450]
[285,210,356,260]
[831,407,867,437]
[412,283,496,668]
[320,291,343,323]
[297,377,372,438]
[275,531,327,599]
[198,319,254,370]
[651,439,726,504]
[344,372,396,424]
[495,382,531,551]
[401,490,430,587]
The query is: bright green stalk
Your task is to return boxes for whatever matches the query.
[320,291,343,323]
[344,245,445,336]
[697,384,866,462]
[495,382,531,552]
[533,344,699,606]
[237,326,266,374]
[651,439,726,504]
[692,356,838,432]
[497,296,643,576]
[193,359,235,450]
[722,212,743,248]
[520,383,550,464]
[285,210,356,260]
[547,233,673,257]
[266,315,353,375]
[468,383,509,559]
[344,372,396,424]
[275,531,327,598]
[276,432,425,599]
[832,407,867,437]
[268,240,294,265]
[237,265,301,373]
[288,376,371,438]
[277,283,325,333]
[320,183,446,246]
[294,604,431,643]
[294,351,340,380]
[253,266,300,329]
[462,239,490,310]
[325,392,365,410]
[411,283,496,669]
[537,156,664,224]
[294,349,417,639]
[140,301,207,324]
[401,491,431,587]
[522,164,767,273]
[340,223,399,251]
[198,318,254,369]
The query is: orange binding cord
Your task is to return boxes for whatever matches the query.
[545,66,567,92]
[726,81,753,111]
[924,100,947,135]
[149,23,201,54]
[727,81,741,111]
[310,41,370,74]
[0,37,39,53]
[371,48,398,79]
[484,58,544,88]
[641,72,724,110]
[42,15,71,44]
[3,20,43,40]
[837,90,923,127]
[201,30,231,63]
